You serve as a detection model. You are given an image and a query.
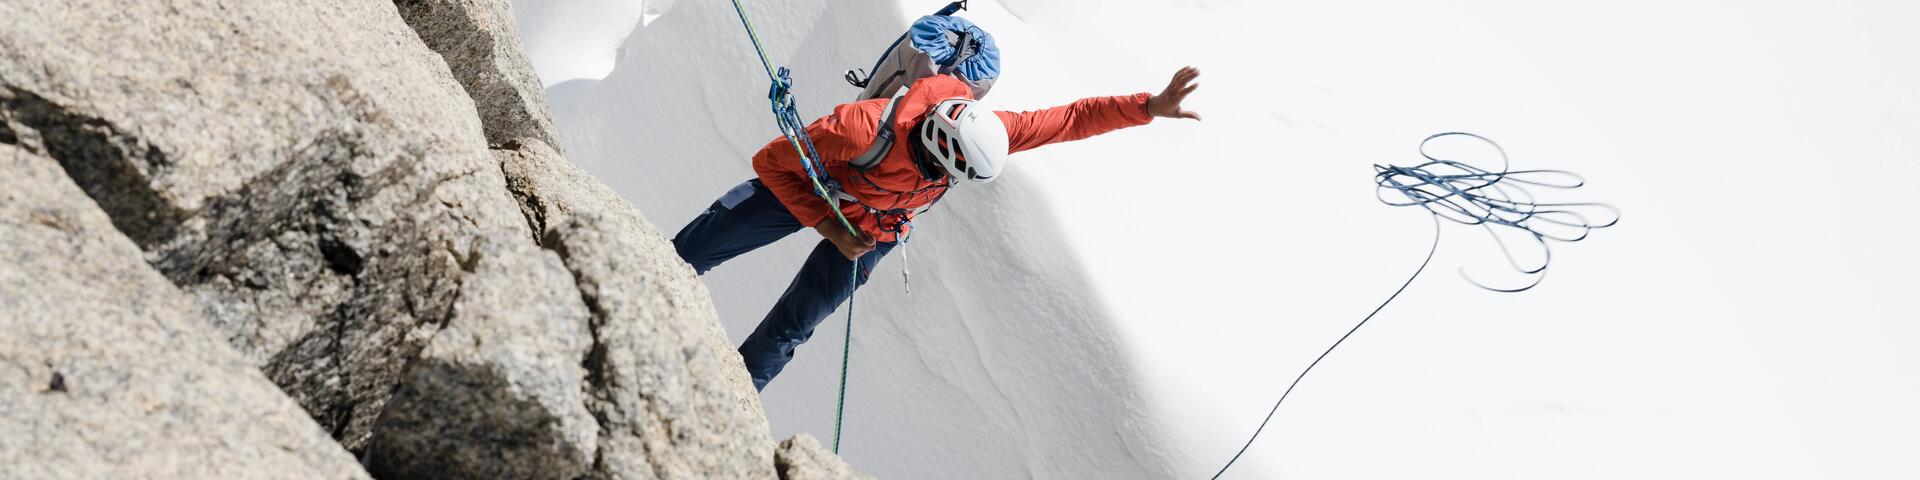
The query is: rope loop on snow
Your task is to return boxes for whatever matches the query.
[1212,133,1618,479]
[1373,132,1620,291]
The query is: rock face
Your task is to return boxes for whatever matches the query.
[0,144,370,479]
[396,0,763,396]
[1,0,530,449]
[385,0,783,476]
[1,0,864,476]
[544,214,778,478]
[363,236,598,479]
[393,0,561,151]
[775,435,876,480]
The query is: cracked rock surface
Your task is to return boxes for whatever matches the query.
[1,0,867,477]
[0,143,370,479]
[363,234,597,479]
[776,434,877,480]
[545,214,777,479]
[392,0,563,152]
[2,0,529,449]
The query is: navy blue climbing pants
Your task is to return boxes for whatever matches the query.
[672,179,894,391]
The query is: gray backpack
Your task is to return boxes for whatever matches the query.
[842,3,1000,170]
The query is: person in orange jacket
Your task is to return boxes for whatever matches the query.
[674,67,1203,390]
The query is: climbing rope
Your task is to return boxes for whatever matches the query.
[726,0,860,237]
[1211,133,1617,478]
[834,268,857,452]
[726,0,887,456]
[1374,132,1620,291]
[1209,215,1439,480]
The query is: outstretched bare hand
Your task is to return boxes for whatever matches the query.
[1147,66,1202,121]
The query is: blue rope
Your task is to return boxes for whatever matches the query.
[1374,132,1620,292]
[1211,133,1618,478]
[1209,215,1439,480]
[728,0,858,235]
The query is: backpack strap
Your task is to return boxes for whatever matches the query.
[846,1,969,89]
[849,85,912,170]
[939,30,975,71]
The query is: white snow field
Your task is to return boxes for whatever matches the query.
[512,0,671,85]
[515,0,1920,478]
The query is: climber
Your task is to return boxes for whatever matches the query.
[673,67,1203,390]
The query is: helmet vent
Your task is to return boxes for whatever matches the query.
[917,98,1004,184]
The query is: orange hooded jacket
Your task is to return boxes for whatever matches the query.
[752,74,1154,243]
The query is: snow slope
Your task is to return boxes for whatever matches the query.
[511,0,671,85]
[517,0,1920,478]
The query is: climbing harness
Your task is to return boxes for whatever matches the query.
[726,0,974,455]
[1210,133,1618,479]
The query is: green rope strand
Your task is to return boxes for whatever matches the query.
[833,266,856,453]
[727,0,863,456]
[728,0,777,81]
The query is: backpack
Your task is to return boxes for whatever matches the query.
[842,1,999,170]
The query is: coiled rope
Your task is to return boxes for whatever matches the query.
[1211,132,1618,478]
[1374,132,1621,292]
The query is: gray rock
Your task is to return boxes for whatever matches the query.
[4,0,865,477]
[774,434,875,480]
[395,0,782,471]
[362,142,780,479]
[0,144,371,479]
[364,234,598,479]
[393,0,563,151]
[387,0,768,417]
[546,213,778,479]
[496,138,768,414]
[393,0,882,476]
[0,0,532,448]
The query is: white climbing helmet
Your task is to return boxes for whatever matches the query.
[917,98,1009,183]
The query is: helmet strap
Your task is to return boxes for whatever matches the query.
[909,117,951,182]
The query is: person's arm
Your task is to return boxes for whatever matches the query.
[996,67,1203,154]
[751,103,880,259]
[751,126,836,229]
